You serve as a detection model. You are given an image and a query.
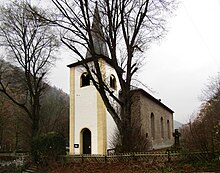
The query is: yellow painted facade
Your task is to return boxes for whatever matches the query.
[69,67,75,155]
[97,58,107,154]
[97,93,107,154]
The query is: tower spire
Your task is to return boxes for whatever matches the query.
[86,3,108,58]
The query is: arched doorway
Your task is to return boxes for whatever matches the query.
[81,128,91,154]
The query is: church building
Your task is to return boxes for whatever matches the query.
[67,6,174,155]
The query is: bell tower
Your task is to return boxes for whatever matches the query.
[68,4,118,155]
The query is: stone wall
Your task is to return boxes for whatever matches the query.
[131,89,174,150]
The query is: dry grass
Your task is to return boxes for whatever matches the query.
[38,160,220,173]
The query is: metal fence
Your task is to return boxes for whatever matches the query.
[1,150,219,164]
[62,150,220,164]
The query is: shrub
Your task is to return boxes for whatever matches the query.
[31,132,66,165]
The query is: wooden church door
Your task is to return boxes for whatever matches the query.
[82,128,91,154]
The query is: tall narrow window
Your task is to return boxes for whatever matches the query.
[161,117,164,139]
[110,74,117,90]
[167,120,170,139]
[151,113,155,139]
[81,72,90,87]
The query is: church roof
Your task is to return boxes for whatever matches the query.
[67,55,124,73]
[67,57,97,68]
[131,89,174,114]
[85,3,108,58]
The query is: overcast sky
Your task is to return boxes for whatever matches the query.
[1,0,220,123]
[138,0,220,123]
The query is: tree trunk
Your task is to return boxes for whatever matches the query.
[31,96,40,138]
[119,90,132,152]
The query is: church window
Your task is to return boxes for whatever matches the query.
[151,113,155,139]
[110,74,117,90]
[81,72,90,87]
[161,117,164,139]
[167,120,171,139]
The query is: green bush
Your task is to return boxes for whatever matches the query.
[31,132,66,165]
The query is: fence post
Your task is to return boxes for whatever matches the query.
[81,155,84,163]
[104,155,107,163]
[167,149,171,162]
[132,153,137,161]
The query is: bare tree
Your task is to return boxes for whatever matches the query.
[42,0,175,152]
[0,1,60,139]
[181,73,220,156]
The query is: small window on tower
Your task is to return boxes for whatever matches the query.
[110,74,116,90]
[81,72,90,87]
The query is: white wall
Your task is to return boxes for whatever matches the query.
[74,67,98,154]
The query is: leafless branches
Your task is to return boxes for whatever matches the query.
[0,1,60,138]
[181,73,220,156]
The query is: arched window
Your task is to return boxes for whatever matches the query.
[161,117,164,139]
[167,120,171,139]
[81,72,90,87]
[151,113,155,139]
[110,74,117,90]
